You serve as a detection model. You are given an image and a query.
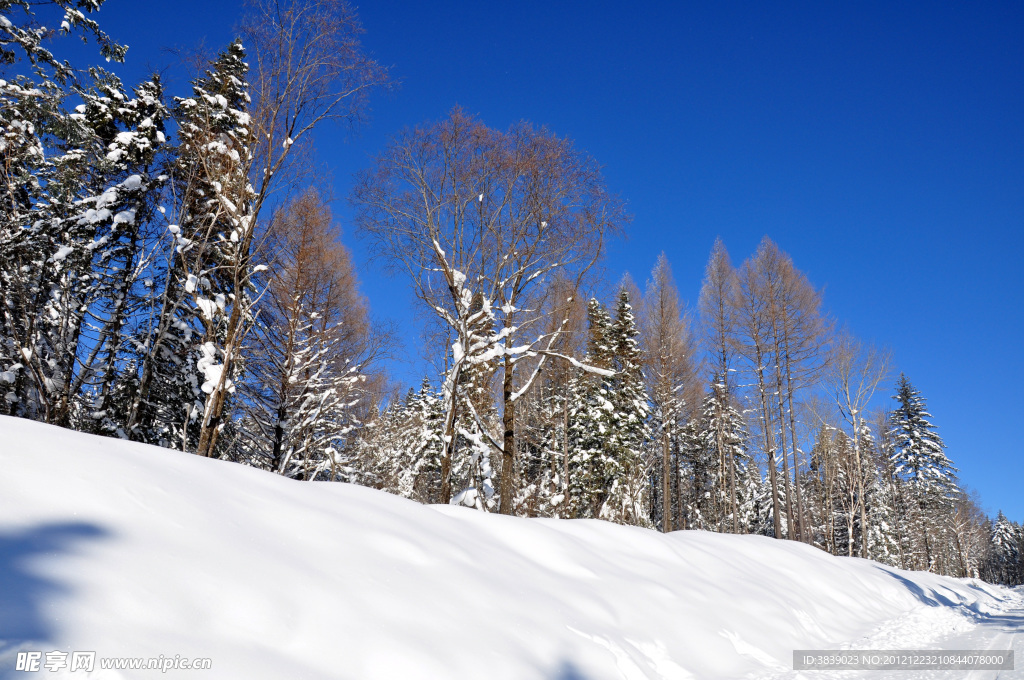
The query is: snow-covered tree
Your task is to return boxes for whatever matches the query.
[888,374,956,492]
[119,40,253,453]
[599,288,652,525]
[566,291,651,525]
[235,189,379,481]
[681,377,756,532]
[888,374,959,570]
[0,2,165,428]
[352,109,625,511]
[986,512,1023,585]
[567,298,615,518]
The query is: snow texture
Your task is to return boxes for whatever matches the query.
[0,416,1020,679]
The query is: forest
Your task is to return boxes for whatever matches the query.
[1,0,1020,588]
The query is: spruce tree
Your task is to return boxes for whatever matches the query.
[567,298,615,518]
[889,374,956,491]
[567,289,651,525]
[989,511,1023,585]
[126,40,255,451]
[396,378,445,502]
[0,4,164,428]
[888,374,959,569]
[601,288,652,525]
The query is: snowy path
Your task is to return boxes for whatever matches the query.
[762,586,1024,680]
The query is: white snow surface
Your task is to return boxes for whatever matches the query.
[0,416,1021,679]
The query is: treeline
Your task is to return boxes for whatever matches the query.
[353,233,1023,585]
[1,1,1020,586]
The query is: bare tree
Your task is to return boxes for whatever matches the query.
[756,238,831,542]
[698,238,742,532]
[826,329,891,557]
[734,247,785,538]
[239,188,389,476]
[642,253,698,532]
[352,108,625,511]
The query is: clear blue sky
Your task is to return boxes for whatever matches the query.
[64,0,1023,521]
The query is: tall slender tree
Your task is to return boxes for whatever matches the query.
[642,254,698,531]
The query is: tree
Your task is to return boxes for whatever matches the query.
[698,238,744,532]
[567,298,616,519]
[641,254,698,531]
[986,513,1023,585]
[826,330,890,557]
[124,0,387,456]
[360,378,445,502]
[352,108,625,511]
[0,2,165,428]
[762,239,830,543]
[888,373,959,570]
[733,244,785,538]
[601,288,652,524]
[238,189,383,479]
[511,276,587,517]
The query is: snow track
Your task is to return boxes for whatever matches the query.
[762,584,1024,679]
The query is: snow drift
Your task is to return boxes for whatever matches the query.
[0,416,1019,679]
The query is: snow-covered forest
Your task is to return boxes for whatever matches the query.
[1,0,1021,591]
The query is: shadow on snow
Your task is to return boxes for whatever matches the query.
[0,521,109,647]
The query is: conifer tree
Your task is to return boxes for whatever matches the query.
[888,374,959,569]
[0,4,165,428]
[889,374,956,491]
[123,40,255,452]
[988,511,1023,585]
[396,378,445,502]
[685,377,755,531]
[600,288,652,524]
[567,298,615,518]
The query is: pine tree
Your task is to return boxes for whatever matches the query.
[684,377,754,532]
[567,298,615,518]
[0,5,164,427]
[599,288,652,525]
[125,40,255,452]
[889,374,956,491]
[399,379,446,502]
[566,290,652,525]
[888,374,959,570]
[63,75,168,434]
[988,511,1023,585]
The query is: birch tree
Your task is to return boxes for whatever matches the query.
[826,330,890,557]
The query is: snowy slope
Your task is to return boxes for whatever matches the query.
[0,416,1020,680]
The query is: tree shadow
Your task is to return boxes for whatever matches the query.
[549,659,591,680]
[0,522,109,647]
[876,568,956,607]
[876,565,1024,630]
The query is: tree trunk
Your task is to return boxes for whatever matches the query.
[662,429,671,532]
[499,352,516,514]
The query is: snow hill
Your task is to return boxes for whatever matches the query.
[0,416,1021,680]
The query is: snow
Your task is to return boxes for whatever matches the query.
[0,416,1020,680]
[50,246,74,262]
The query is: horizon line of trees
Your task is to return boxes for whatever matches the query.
[2,0,1020,587]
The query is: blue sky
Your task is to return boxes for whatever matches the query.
[58,0,1022,520]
